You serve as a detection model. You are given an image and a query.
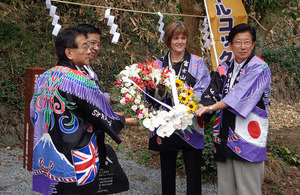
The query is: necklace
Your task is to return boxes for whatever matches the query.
[170,55,184,66]
[168,52,184,77]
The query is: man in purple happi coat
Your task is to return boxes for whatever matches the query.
[30,28,136,195]
[196,23,271,195]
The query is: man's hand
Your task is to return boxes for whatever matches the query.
[195,106,210,116]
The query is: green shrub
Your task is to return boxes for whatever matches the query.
[263,44,300,88]
[268,143,300,166]
[202,115,217,182]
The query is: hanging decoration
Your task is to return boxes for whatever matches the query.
[157,12,165,41]
[201,18,211,48]
[105,8,120,44]
[49,0,206,42]
[45,0,61,36]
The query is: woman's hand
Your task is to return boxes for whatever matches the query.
[125,117,140,126]
[108,93,118,104]
[115,112,139,125]
[114,111,125,116]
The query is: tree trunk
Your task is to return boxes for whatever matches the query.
[255,12,278,57]
[179,0,204,57]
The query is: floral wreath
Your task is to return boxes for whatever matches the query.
[111,60,199,138]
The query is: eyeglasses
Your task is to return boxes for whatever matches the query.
[88,41,101,48]
[81,44,90,51]
[232,40,253,46]
[69,44,90,51]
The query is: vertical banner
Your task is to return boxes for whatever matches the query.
[206,0,248,70]
[23,67,46,171]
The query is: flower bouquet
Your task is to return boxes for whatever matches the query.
[111,60,200,138]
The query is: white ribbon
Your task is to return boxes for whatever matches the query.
[122,77,173,111]
[167,54,180,107]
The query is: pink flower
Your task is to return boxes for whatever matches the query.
[142,108,148,114]
[134,98,141,104]
[137,110,142,115]
[131,105,138,111]
[138,113,144,120]
[120,97,126,105]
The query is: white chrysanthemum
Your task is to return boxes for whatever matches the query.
[151,68,162,85]
[163,78,172,89]
[120,63,140,78]
[134,98,141,104]
[125,82,132,88]
[128,87,136,96]
[121,87,128,94]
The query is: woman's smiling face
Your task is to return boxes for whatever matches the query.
[170,33,187,54]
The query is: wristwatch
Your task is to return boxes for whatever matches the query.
[208,106,213,114]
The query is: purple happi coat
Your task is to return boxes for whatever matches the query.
[30,60,125,194]
[148,50,211,151]
[201,53,271,162]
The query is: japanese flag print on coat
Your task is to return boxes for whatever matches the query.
[227,112,268,162]
[235,112,268,147]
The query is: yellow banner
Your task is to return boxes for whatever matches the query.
[206,0,248,70]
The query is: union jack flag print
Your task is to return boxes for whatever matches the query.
[71,134,99,185]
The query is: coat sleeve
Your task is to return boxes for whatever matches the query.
[222,61,271,119]
[189,57,211,99]
[59,70,125,144]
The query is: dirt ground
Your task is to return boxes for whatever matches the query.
[108,98,300,195]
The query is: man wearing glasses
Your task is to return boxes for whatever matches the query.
[76,24,132,194]
[196,23,271,195]
[76,24,112,102]
[31,28,136,194]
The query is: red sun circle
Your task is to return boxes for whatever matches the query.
[247,121,261,139]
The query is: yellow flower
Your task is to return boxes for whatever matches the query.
[187,101,197,112]
[175,78,183,89]
[125,93,132,99]
[179,93,188,104]
[139,104,145,110]
[186,89,194,98]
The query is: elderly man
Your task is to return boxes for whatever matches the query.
[196,23,271,195]
[30,28,136,195]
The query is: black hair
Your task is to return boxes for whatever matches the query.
[228,23,256,43]
[77,24,101,38]
[55,28,83,61]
